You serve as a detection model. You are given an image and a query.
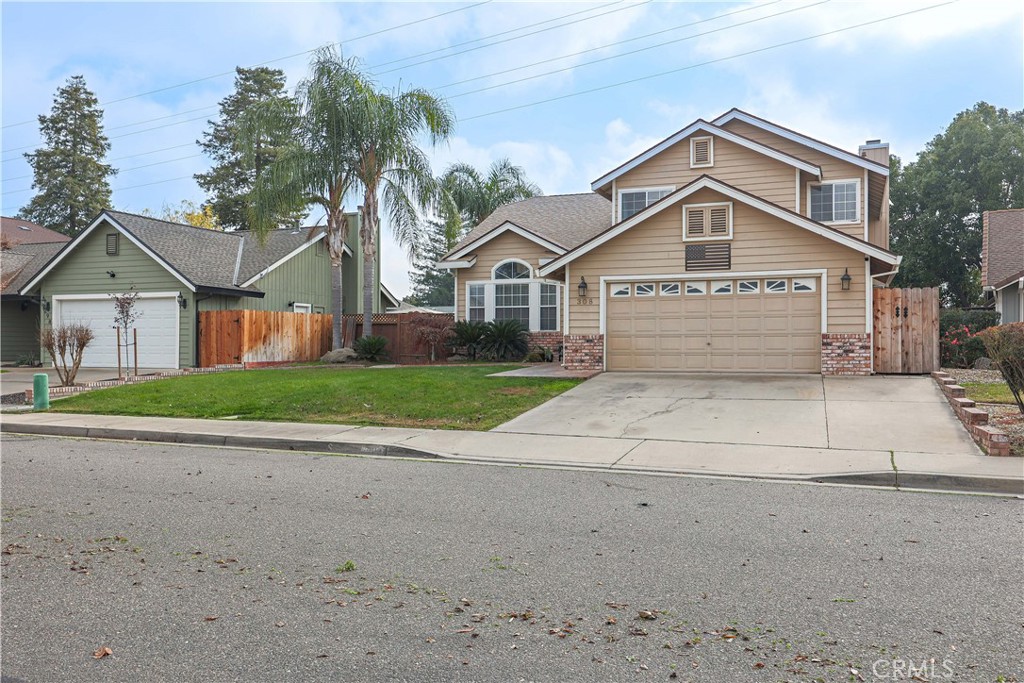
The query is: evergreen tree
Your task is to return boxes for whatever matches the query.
[406,219,462,307]
[196,67,305,230]
[19,75,116,237]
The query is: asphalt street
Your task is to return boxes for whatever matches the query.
[1,434,1021,682]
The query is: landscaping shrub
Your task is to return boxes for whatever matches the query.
[525,346,554,363]
[353,335,389,361]
[978,323,1024,414]
[40,323,94,386]
[939,309,1000,368]
[450,320,487,361]
[480,319,529,361]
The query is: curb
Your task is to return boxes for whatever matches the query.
[3,423,1021,496]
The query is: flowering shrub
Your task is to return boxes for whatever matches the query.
[940,324,985,368]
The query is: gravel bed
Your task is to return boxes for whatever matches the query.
[0,391,28,405]
[942,367,1006,384]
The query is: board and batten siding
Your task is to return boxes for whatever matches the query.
[568,186,867,335]
[719,119,879,242]
[1,301,40,363]
[457,231,560,319]
[35,221,194,367]
[245,241,331,313]
[614,134,797,217]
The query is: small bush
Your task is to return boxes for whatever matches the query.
[40,323,95,387]
[409,313,453,363]
[978,323,1024,414]
[481,319,530,361]
[353,335,389,361]
[939,309,1000,335]
[939,309,999,368]
[451,320,487,361]
[525,346,554,363]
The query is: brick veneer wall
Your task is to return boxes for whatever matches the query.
[821,333,872,376]
[563,334,604,371]
[527,331,564,351]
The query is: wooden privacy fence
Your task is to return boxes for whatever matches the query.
[872,287,940,374]
[341,313,454,365]
[199,310,332,367]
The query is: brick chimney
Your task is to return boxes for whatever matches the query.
[858,139,889,166]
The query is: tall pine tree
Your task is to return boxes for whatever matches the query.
[196,67,305,230]
[406,219,462,308]
[20,75,116,237]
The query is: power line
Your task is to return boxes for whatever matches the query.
[0,0,494,130]
[461,1,957,121]
[3,112,216,157]
[3,153,203,187]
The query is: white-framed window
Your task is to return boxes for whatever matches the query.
[660,282,680,296]
[611,284,631,297]
[683,202,732,241]
[792,278,817,292]
[635,283,655,296]
[738,280,759,294]
[619,187,673,221]
[685,281,707,295]
[809,179,859,223]
[711,280,733,295]
[540,283,558,331]
[493,259,531,280]
[690,136,714,168]
[292,302,312,314]
[765,279,787,293]
[495,282,530,325]
[469,284,485,321]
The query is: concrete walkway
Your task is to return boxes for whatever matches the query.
[2,411,1021,495]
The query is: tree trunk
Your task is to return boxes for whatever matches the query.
[331,259,343,350]
[360,192,379,337]
[326,204,346,350]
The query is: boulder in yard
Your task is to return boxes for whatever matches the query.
[321,348,358,364]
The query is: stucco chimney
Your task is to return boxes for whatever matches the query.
[858,139,889,166]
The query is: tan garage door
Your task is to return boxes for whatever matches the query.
[606,277,821,373]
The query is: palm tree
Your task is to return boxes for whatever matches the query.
[342,81,454,336]
[439,158,541,239]
[236,47,362,350]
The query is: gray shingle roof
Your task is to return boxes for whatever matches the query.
[445,193,612,258]
[104,211,323,294]
[983,209,1024,289]
[1,242,66,294]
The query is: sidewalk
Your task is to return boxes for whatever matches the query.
[2,412,1021,495]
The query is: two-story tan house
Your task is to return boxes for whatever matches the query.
[438,110,900,375]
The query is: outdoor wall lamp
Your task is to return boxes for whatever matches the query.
[106,270,116,278]
[840,268,852,291]
[177,293,188,310]
[42,300,51,313]
[577,276,589,298]
[20,300,29,312]
[286,301,295,307]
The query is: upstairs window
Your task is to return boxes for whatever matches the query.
[810,180,859,223]
[620,187,673,220]
[690,136,714,168]
[494,260,531,280]
[683,203,732,241]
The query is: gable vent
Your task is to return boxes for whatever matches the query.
[686,208,705,237]
[709,206,729,235]
[106,233,119,256]
[690,136,713,168]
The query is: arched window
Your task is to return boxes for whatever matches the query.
[493,260,531,280]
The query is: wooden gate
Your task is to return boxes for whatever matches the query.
[872,287,940,374]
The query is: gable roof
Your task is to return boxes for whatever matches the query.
[1,241,66,295]
[538,175,899,277]
[443,193,612,261]
[712,108,889,176]
[982,209,1024,289]
[20,210,326,296]
[591,119,822,193]
[1,216,71,246]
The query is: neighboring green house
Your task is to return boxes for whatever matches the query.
[15,209,396,369]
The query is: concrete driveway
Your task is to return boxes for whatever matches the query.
[0,367,174,397]
[494,373,980,457]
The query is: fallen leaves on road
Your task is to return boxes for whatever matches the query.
[92,646,113,660]
[637,610,657,620]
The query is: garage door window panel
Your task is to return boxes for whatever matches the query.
[766,279,787,293]
[793,278,816,292]
[660,282,680,296]
[685,281,707,295]
[635,283,655,296]
[738,280,759,294]
[711,281,733,295]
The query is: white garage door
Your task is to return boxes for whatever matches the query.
[55,295,180,368]
[606,276,821,373]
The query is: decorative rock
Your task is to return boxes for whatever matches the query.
[320,348,358,364]
[973,357,993,370]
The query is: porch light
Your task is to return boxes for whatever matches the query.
[177,293,188,310]
[578,276,589,298]
[840,268,852,291]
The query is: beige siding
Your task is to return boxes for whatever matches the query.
[569,187,867,335]
[616,135,797,216]
[457,231,559,321]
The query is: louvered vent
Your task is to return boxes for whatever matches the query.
[709,207,729,235]
[691,137,713,167]
[686,208,705,237]
[106,233,119,256]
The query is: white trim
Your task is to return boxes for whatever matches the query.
[795,169,801,212]
[446,221,566,261]
[453,270,459,319]
[292,302,312,314]
[805,178,861,226]
[491,258,533,279]
[596,269,828,335]
[863,168,870,241]
[690,136,714,168]
[563,265,570,334]
[591,119,822,191]
[380,283,401,308]
[20,212,197,294]
[51,291,181,370]
[436,257,477,270]
[540,176,898,276]
[617,186,675,222]
[682,201,733,242]
[865,258,873,372]
[240,231,327,287]
[539,257,554,266]
[465,277,563,332]
[712,110,890,177]
[993,277,1024,292]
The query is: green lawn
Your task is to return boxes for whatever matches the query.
[963,382,1017,405]
[51,365,582,430]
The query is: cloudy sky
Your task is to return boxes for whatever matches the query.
[2,1,1021,297]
